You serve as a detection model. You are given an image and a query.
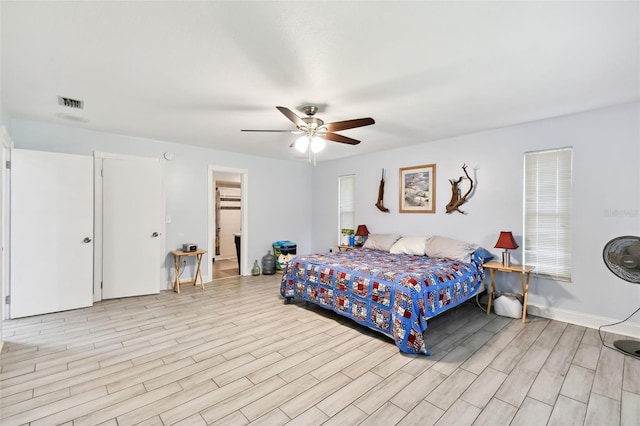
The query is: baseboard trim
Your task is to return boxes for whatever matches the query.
[527,304,640,339]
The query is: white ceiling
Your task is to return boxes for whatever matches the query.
[2,1,638,162]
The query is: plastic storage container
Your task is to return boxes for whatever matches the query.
[261,250,276,275]
[272,240,297,271]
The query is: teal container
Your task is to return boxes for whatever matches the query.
[272,240,297,271]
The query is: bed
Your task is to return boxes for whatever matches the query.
[279,235,490,355]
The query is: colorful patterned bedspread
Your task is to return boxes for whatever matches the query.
[280,248,484,355]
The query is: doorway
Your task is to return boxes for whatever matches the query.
[208,166,248,280]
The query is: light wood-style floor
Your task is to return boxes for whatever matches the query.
[1,274,639,425]
[213,258,240,280]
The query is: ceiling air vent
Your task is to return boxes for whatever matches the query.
[57,96,84,109]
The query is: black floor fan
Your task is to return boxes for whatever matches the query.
[602,236,640,358]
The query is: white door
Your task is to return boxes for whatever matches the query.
[10,149,94,318]
[101,157,163,299]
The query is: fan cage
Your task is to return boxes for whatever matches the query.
[603,236,640,284]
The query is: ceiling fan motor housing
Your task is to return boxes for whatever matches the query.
[302,106,318,116]
[302,117,324,129]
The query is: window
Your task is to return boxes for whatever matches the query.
[524,147,573,281]
[338,174,355,241]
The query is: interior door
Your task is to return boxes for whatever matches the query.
[10,149,94,318]
[101,157,163,299]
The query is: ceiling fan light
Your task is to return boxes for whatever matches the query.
[310,137,326,153]
[294,136,309,153]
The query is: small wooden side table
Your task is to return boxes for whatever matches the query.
[337,245,360,251]
[484,260,534,323]
[171,249,207,293]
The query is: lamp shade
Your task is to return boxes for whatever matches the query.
[294,136,310,153]
[310,136,326,153]
[494,231,518,250]
[355,225,369,236]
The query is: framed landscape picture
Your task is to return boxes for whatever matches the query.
[399,164,436,213]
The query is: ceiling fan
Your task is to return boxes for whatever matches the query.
[241,106,375,161]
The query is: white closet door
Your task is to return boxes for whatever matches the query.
[102,157,163,299]
[10,149,94,318]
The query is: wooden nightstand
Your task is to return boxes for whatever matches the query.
[337,245,360,251]
[483,260,534,323]
[171,249,207,293]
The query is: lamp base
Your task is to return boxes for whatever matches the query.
[502,251,511,267]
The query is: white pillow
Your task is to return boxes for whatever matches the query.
[424,235,479,263]
[362,234,402,252]
[389,237,428,255]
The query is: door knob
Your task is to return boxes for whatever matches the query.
[83,237,92,243]
[152,232,161,238]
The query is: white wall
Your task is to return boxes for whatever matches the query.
[312,102,640,336]
[6,104,640,338]
[6,118,313,285]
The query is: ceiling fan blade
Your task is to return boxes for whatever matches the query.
[325,117,375,132]
[241,129,301,133]
[276,106,306,128]
[325,132,361,145]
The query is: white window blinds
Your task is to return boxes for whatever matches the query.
[339,175,355,238]
[524,147,573,281]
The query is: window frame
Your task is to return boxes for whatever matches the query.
[523,147,573,282]
[338,174,355,243]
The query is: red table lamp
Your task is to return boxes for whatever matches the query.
[495,231,518,267]
[355,224,369,246]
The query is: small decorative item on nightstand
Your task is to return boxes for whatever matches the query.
[494,231,518,267]
[341,228,354,246]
